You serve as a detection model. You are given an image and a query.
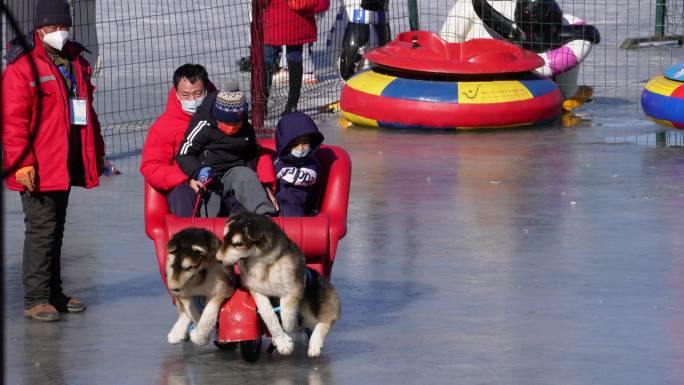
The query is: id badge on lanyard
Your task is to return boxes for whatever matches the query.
[59,65,88,126]
[69,98,87,126]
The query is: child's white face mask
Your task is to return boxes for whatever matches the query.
[291,147,311,158]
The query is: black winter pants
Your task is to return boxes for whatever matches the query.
[167,183,196,217]
[20,190,71,309]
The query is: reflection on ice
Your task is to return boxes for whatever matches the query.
[156,347,333,385]
[603,130,684,147]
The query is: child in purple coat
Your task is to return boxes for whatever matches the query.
[274,112,325,217]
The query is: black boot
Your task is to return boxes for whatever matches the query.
[282,59,303,116]
[375,22,391,47]
[263,62,276,116]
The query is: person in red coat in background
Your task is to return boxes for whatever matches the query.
[2,0,104,322]
[263,0,329,116]
[273,0,331,86]
[140,64,216,217]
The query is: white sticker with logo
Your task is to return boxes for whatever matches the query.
[675,68,684,79]
[277,166,317,186]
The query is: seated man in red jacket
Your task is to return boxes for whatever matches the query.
[140,64,216,216]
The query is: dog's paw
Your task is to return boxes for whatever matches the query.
[167,329,189,345]
[272,334,294,355]
[307,344,323,358]
[190,328,210,346]
[307,335,324,357]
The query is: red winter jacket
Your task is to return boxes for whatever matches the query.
[264,0,318,46]
[141,86,277,192]
[2,31,104,192]
[314,0,331,14]
[140,87,198,191]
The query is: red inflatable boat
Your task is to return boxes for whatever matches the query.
[340,31,563,129]
[145,138,351,361]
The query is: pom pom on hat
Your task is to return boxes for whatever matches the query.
[222,79,241,92]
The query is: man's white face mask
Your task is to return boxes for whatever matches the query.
[41,30,70,51]
[178,93,206,114]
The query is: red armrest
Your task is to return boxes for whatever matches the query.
[316,145,352,266]
[145,180,170,240]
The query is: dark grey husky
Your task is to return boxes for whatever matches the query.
[166,228,236,346]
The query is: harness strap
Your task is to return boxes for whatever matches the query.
[190,177,214,225]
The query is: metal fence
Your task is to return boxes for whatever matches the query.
[665,0,683,36]
[2,0,683,157]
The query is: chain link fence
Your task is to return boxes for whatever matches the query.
[2,1,683,158]
[665,0,683,36]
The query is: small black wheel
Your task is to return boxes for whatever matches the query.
[240,337,262,363]
[339,47,365,80]
[214,341,238,351]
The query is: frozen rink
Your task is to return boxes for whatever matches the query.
[5,107,684,384]
[3,0,684,383]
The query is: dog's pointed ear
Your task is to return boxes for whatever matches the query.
[166,238,178,254]
[244,221,264,243]
[224,218,236,237]
[191,244,208,254]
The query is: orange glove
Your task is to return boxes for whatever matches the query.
[15,166,36,192]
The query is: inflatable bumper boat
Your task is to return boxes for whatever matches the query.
[642,62,684,129]
[340,31,562,129]
[439,0,600,102]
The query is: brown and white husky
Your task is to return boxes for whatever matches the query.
[216,213,340,357]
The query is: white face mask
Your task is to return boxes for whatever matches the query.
[291,147,311,158]
[178,94,206,114]
[41,30,70,51]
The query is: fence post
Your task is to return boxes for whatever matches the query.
[250,0,266,133]
[408,0,420,31]
[655,0,666,37]
[621,0,682,48]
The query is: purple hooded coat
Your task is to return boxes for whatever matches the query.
[274,112,324,217]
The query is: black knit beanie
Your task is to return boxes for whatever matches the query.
[34,0,72,29]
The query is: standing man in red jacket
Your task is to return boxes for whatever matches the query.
[140,64,215,217]
[2,0,105,321]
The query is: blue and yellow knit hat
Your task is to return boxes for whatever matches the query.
[212,80,248,123]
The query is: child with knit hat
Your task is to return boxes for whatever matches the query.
[176,81,276,216]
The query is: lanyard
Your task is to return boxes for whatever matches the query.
[57,64,78,96]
